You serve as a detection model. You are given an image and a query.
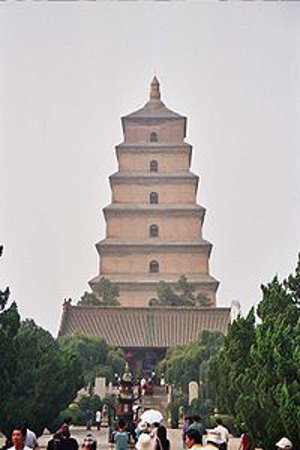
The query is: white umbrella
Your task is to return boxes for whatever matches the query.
[140,409,163,424]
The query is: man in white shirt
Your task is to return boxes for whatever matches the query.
[22,426,38,449]
[9,427,32,450]
[95,410,102,431]
[214,418,229,450]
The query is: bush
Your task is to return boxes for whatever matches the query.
[48,405,85,433]
[78,394,102,414]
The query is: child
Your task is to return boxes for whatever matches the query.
[114,420,129,450]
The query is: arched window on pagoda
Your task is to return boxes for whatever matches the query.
[150,132,158,143]
[149,224,159,237]
[150,160,158,172]
[149,298,159,306]
[149,260,159,273]
[150,192,158,204]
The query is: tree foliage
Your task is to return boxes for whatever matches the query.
[156,275,210,307]
[78,277,120,306]
[4,320,83,436]
[59,334,126,386]
[208,254,300,449]
[0,246,21,434]
[0,247,84,437]
[158,330,224,391]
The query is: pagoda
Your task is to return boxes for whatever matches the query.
[89,77,219,307]
[59,78,229,376]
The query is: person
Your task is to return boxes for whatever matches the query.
[114,420,129,450]
[85,410,93,431]
[135,422,149,441]
[95,410,102,431]
[276,437,293,450]
[182,417,192,450]
[141,378,147,396]
[8,427,32,450]
[214,418,229,450]
[136,434,152,450]
[188,416,206,445]
[204,430,223,449]
[185,429,203,450]
[81,434,97,450]
[154,425,170,450]
[47,433,62,450]
[21,425,38,449]
[149,423,159,439]
[238,429,251,450]
[47,425,78,450]
[149,423,159,450]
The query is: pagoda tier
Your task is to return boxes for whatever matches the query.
[89,77,219,307]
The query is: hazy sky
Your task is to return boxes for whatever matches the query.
[1,2,300,336]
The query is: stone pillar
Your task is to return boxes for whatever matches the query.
[94,377,106,399]
[188,381,199,405]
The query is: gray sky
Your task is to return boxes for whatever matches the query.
[1,2,300,336]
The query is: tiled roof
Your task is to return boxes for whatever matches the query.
[123,99,185,121]
[58,305,230,348]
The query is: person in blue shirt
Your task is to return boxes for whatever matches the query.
[114,420,129,450]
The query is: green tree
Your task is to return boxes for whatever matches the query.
[156,275,210,307]
[60,334,126,386]
[157,281,181,306]
[176,275,196,306]
[206,308,255,416]
[208,255,300,449]
[195,292,211,306]
[78,394,102,414]
[78,277,120,306]
[0,247,84,437]
[0,246,21,434]
[159,330,224,392]
[1,319,83,437]
[236,274,300,449]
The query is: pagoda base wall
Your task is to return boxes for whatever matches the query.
[101,252,209,274]
[112,183,197,204]
[119,150,190,172]
[107,215,202,240]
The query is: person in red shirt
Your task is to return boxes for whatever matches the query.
[238,430,251,450]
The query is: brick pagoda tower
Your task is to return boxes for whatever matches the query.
[89,77,219,307]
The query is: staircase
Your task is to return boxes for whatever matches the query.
[141,386,168,419]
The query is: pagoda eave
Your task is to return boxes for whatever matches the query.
[109,172,199,186]
[95,239,213,254]
[103,203,206,221]
[116,143,192,150]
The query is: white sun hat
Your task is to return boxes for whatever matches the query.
[276,437,293,449]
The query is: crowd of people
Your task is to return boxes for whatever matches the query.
[1,417,294,450]
[112,419,170,450]
[1,423,98,450]
[181,416,293,450]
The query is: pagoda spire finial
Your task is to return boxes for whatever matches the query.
[150,75,161,100]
